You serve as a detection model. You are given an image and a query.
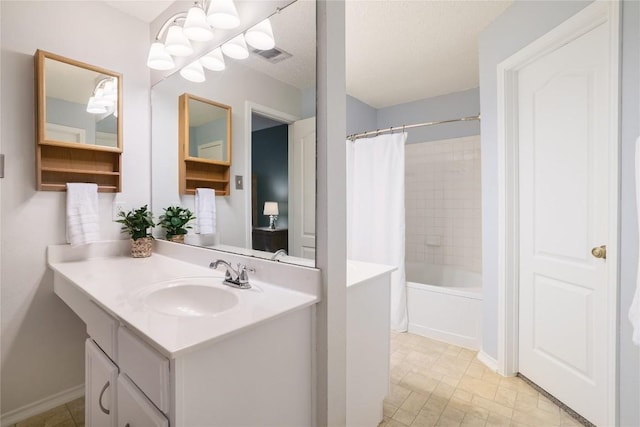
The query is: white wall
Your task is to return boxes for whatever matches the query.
[151,62,303,247]
[479,1,640,425]
[0,1,151,415]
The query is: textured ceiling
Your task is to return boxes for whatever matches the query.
[346,0,512,108]
[105,0,512,109]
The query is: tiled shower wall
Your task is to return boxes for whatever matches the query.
[405,135,482,272]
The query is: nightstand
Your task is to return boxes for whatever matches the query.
[252,227,288,253]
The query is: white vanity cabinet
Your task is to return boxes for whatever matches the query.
[117,375,168,427]
[85,339,118,427]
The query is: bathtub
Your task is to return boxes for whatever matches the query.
[406,263,483,350]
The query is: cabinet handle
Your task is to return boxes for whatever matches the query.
[98,381,110,415]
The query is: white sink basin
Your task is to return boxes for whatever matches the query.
[141,278,239,317]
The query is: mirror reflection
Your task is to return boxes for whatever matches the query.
[151,0,316,267]
[44,55,120,148]
[185,94,231,162]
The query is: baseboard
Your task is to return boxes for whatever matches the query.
[408,324,480,351]
[0,384,84,426]
[477,350,499,372]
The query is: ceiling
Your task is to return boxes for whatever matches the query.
[104,0,511,109]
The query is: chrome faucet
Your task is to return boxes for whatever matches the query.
[209,260,254,289]
[271,249,288,261]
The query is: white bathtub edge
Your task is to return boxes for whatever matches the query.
[408,324,480,351]
[477,350,499,373]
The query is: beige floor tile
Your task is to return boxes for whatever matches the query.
[560,411,582,427]
[441,375,462,388]
[494,386,517,408]
[431,382,456,401]
[451,389,473,403]
[470,395,514,418]
[513,392,539,412]
[401,392,430,415]
[387,419,411,427]
[388,383,413,407]
[537,395,560,415]
[457,377,498,400]
[412,410,440,427]
[401,372,441,394]
[394,408,419,426]
[385,402,400,418]
[484,413,511,427]
[16,404,74,427]
[436,406,466,426]
[65,398,84,426]
[461,414,487,427]
[465,363,485,379]
[511,408,562,426]
[480,369,502,385]
[421,395,449,417]
[446,398,490,421]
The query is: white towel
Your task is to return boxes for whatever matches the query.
[195,188,216,235]
[631,136,640,346]
[66,183,99,246]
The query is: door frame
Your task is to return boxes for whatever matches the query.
[244,101,299,249]
[495,1,620,424]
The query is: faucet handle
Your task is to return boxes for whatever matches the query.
[237,264,255,284]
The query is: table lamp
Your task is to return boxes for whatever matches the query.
[263,201,279,229]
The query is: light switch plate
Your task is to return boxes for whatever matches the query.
[235,175,243,190]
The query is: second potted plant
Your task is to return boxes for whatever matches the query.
[116,205,155,258]
[159,205,195,244]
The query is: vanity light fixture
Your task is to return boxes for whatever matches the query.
[86,77,118,115]
[221,34,249,60]
[206,0,240,29]
[180,60,206,83]
[165,24,194,57]
[183,4,214,41]
[245,19,275,50]
[200,47,226,71]
[147,41,175,70]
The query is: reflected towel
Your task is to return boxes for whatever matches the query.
[631,137,640,346]
[66,183,99,246]
[195,188,216,235]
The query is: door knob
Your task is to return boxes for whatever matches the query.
[591,245,607,259]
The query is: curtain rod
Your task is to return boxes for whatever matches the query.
[346,114,481,142]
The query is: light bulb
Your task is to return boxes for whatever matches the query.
[180,60,206,83]
[221,34,249,60]
[146,42,175,70]
[200,48,226,71]
[245,19,275,50]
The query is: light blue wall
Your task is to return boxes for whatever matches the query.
[480,1,639,425]
[46,97,96,144]
[189,118,228,159]
[346,89,480,143]
[346,95,376,136]
[377,88,480,144]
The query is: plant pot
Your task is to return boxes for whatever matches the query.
[167,234,185,244]
[130,237,152,258]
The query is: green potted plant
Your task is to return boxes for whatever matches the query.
[116,204,155,258]
[159,205,195,244]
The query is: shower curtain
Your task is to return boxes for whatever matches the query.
[346,132,408,331]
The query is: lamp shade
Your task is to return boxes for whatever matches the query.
[263,201,279,216]
[207,0,240,29]
[245,19,275,50]
[183,5,214,41]
[92,89,113,107]
[146,41,175,70]
[165,25,193,57]
[102,79,118,102]
[86,97,107,114]
[200,48,226,71]
[221,34,249,60]
[180,60,206,83]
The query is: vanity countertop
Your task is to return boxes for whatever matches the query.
[48,241,320,358]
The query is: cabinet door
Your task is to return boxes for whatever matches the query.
[86,339,118,427]
[117,375,168,427]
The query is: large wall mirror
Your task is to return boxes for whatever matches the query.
[151,0,316,267]
[35,50,122,192]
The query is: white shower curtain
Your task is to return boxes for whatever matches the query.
[346,132,408,331]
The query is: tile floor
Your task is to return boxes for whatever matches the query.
[381,332,583,427]
[10,397,84,427]
[11,333,583,427]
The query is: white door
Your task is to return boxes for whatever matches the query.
[289,117,316,259]
[517,16,613,426]
[85,339,118,427]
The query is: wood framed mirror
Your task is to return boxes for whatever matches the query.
[35,50,123,192]
[179,93,232,195]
